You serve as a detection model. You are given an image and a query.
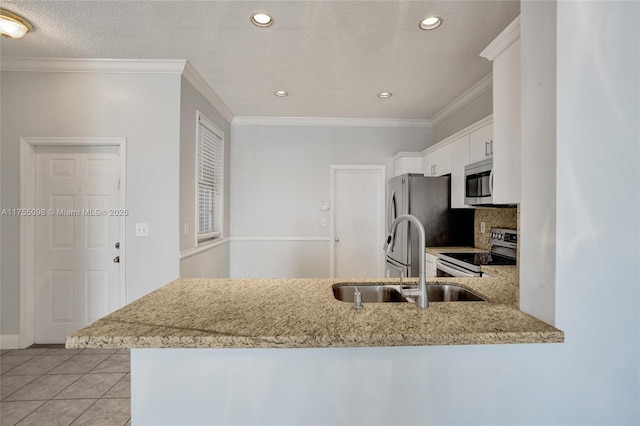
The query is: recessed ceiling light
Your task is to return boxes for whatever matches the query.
[274,90,288,97]
[0,8,33,39]
[378,92,392,99]
[251,13,273,27]
[420,16,442,30]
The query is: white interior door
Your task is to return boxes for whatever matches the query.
[330,165,385,278]
[34,145,122,343]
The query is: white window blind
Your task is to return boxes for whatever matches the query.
[197,113,224,243]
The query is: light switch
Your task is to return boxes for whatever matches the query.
[136,223,149,237]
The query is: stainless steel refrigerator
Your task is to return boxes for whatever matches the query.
[385,173,474,278]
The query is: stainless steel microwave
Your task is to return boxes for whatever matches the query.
[464,158,493,206]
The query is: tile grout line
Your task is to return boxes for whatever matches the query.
[8,400,47,426]
[2,348,131,425]
[0,374,40,401]
[61,351,127,425]
[67,398,102,426]
[0,354,37,376]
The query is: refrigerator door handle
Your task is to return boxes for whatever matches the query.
[387,190,397,231]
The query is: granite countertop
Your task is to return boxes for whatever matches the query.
[66,274,562,349]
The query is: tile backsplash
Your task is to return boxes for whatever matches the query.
[474,207,518,250]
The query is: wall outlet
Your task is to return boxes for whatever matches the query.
[136,223,149,237]
[480,222,486,234]
[183,223,189,236]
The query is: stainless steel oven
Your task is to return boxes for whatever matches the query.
[435,258,482,277]
[464,158,493,206]
[436,228,517,278]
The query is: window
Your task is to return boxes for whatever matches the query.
[196,112,224,244]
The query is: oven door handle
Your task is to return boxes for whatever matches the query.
[436,259,478,278]
[489,169,494,197]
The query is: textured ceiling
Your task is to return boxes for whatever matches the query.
[0,1,520,119]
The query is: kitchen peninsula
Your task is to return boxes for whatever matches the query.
[67,274,562,425]
[67,275,561,349]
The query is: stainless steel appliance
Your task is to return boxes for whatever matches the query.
[385,174,474,279]
[464,158,493,206]
[436,228,517,277]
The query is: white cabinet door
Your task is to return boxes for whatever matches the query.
[481,17,521,205]
[492,38,521,204]
[469,123,494,163]
[422,144,451,177]
[450,135,470,208]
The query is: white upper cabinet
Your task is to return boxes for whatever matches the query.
[422,144,451,177]
[391,116,492,208]
[469,122,494,163]
[481,16,521,205]
[450,135,471,208]
[392,152,422,176]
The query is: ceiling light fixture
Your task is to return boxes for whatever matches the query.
[420,16,442,30]
[0,8,33,39]
[251,13,273,27]
[274,90,288,97]
[378,92,392,99]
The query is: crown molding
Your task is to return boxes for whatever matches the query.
[0,57,187,73]
[1,57,236,123]
[423,114,493,155]
[480,15,521,61]
[392,151,424,160]
[232,116,432,128]
[431,73,493,125]
[182,62,234,123]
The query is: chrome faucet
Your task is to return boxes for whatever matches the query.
[384,214,428,308]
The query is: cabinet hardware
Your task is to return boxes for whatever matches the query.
[113,256,120,263]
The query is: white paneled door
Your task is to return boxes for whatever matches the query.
[330,165,385,278]
[34,145,122,343]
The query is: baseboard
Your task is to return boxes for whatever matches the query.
[0,334,21,349]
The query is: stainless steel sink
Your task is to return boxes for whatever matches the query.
[332,284,408,303]
[332,283,485,303]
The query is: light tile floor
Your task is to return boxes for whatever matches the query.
[1,345,130,426]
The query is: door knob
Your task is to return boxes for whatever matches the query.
[113,256,120,263]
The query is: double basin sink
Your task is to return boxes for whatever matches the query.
[332,283,485,304]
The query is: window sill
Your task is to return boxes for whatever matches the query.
[180,238,230,260]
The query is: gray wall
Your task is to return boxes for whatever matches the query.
[1,71,181,336]
[229,123,432,278]
[179,76,231,278]
[519,1,557,323]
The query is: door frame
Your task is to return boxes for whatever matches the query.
[19,137,127,348]
[329,164,386,278]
